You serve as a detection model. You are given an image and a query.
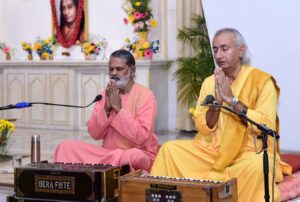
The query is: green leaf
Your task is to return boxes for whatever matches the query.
[170,15,215,105]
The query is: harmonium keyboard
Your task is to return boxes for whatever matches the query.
[119,170,238,202]
[11,162,130,202]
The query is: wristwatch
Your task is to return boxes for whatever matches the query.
[231,96,239,108]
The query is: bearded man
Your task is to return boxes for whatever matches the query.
[55,50,159,172]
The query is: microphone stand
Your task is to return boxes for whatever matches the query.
[209,103,279,202]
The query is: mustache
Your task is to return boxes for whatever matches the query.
[110,76,120,81]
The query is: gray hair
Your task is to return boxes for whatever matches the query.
[214,28,251,65]
[110,49,135,69]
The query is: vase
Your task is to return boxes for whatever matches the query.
[27,54,33,61]
[5,53,11,60]
[134,32,148,59]
[85,53,97,60]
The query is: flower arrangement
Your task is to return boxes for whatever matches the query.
[81,35,108,60]
[123,36,159,59]
[33,37,55,60]
[123,0,158,32]
[0,42,16,60]
[21,42,33,60]
[0,119,15,154]
[81,42,100,56]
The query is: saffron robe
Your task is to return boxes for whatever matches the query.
[150,66,291,202]
[55,83,159,172]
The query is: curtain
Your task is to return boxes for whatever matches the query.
[176,0,204,131]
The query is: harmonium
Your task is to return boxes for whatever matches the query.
[10,162,130,202]
[119,170,238,202]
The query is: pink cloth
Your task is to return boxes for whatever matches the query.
[55,83,159,172]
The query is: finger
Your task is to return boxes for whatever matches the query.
[110,80,116,87]
[106,82,111,90]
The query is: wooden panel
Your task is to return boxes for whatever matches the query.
[6,73,26,122]
[49,73,70,126]
[28,73,47,124]
[80,74,101,126]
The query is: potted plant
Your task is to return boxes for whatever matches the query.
[171,15,215,108]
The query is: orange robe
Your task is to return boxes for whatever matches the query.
[55,83,159,172]
[151,66,291,202]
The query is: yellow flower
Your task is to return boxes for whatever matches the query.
[0,119,15,133]
[128,15,135,23]
[87,46,95,54]
[149,19,158,27]
[125,38,130,43]
[34,43,41,51]
[188,107,195,115]
[135,2,141,6]
[143,41,150,49]
[24,44,31,50]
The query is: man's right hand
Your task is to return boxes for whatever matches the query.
[214,67,223,104]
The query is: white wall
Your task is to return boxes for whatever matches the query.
[0,0,178,131]
[0,0,166,60]
[203,0,300,151]
[1,0,52,59]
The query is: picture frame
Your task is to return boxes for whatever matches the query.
[50,0,88,48]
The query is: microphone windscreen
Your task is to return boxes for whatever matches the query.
[93,95,103,102]
[206,95,215,104]
[201,95,216,105]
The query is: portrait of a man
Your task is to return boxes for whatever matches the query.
[51,0,87,48]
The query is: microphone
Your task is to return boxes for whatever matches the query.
[0,95,102,110]
[201,95,217,106]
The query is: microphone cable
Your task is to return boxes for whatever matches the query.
[31,95,102,108]
[0,95,102,110]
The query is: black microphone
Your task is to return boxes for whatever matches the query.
[0,95,102,110]
[201,95,217,106]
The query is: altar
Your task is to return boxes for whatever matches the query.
[0,60,169,132]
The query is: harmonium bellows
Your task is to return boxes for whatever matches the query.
[13,162,130,202]
[120,170,238,202]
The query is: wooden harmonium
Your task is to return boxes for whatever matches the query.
[14,162,130,202]
[120,170,238,202]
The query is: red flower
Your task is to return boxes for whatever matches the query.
[123,18,128,25]
[144,49,153,59]
[134,12,142,20]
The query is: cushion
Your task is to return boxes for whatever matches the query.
[281,154,300,173]
[278,170,300,201]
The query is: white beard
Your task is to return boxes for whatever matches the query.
[112,70,131,88]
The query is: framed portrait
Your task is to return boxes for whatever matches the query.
[50,0,88,48]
